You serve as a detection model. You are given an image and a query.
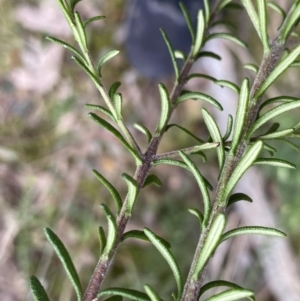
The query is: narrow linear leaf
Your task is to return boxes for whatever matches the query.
[134,123,152,143]
[109,82,122,99]
[281,139,300,154]
[225,3,243,10]
[202,109,224,169]
[98,226,106,256]
[281,3,300,40]
[214,80,240,93]
[92,169,122,213]
[223,141,263,202]
[166,124,205,144]
[262,142,277,156]
[98,288,150,301]
[97,50,120,76]
[205,288,254,301]
[212,20,236,31]
[248,101,300,138]
[223,115,233,141]
[179,3,195,44]
[68,0,82,12]
[193,214,226,279]
[143,174,163,188]
[227,193,253,207]
[103,297,123,301]
[122,173,138,216]
[160,29,179,80]
[85,104,114,120]
[193,10,205,56]
[46,36,86,63]
[221,226,286,243]
[88,113,142,164]
[74,12,87,48]
[254,158,296,168]
[259,128,294,139]
[84,15,106,28]
[44,228,82,301]
[144,228,183,299]
[241,0,260,38]
[121,230,171,249]
[205,33,247,48]
[216,0,233,11]
[179,152,211,225]
[231,78,250,152]
[144,285,162,301]
[113,93,123,120]
[262,122,280,135]
[186,73,217,83]
[244,63,258,73]
[101,204,117,256]
[157,83,171,132]
[267,2,286,20]
[255,44,300,98]
[196,51,221,61]
[174,50,186,60]
[30,276,51,301]
[199,280,254,301]
[176,92,222,110]
[257,0,270,52]
[188,208,204,226]
[259,96,298,110]
[203,0,210,24]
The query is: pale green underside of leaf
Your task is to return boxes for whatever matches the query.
[214,80,240,93]
[193,214,226,279]
[30,276,51,301]
[259,128,294,139]
[204,288,254,301]
[254,158,296,169]
[193,10,205,56]
[134,123,152,144]
[122,173,138,216]
[157,84,171,132]
[223,141,263,203]
[257,0,270,52]
[144,228,183,299]
[179,2,195,44]
[241,0,260,40]
[205,33,247,48]
[144,285,163,301]
[98,226,106,256]
[44,228,82,301]
[85,104,114,120]
[84,15,106,28]
[98,288,150,301]
[101,204,117,256]
[223,114,233,141]
[221,226,286,243]
[188,208,204,226]
[97,50,120,75]
[244,63,258,72]
[259,96,298,110]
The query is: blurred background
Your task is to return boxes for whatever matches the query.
[1,0,300,300]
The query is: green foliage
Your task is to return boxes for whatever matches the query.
[30,1,300,301]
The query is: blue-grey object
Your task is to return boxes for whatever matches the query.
[124,0,204,79]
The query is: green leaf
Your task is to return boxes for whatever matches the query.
[88,113,142,164]
[72,55,99,84]
[134,123,152,143]
[267,2,286,20]
[188,208,204,226]
[144,228,183,299]
[157,83,171,133]
[160,29,179,80]
[109,82,122,99]
[199,280,254,301]
[174,50,186,60]
[98,288,150,301]
[30,276,51,301]
[248,101,300,138]
[144,285,162,301]
[179,152,211,225]
[44,228,82,301]
[122,173,138,216]
[231,78,250,152]
[255,44,300,98]
[204,288,254,301]
[254,158,296,168]
[193,214,226,279]
[92,169,122,213]
[262,122,280,135]
[143,174,163,188]
[68,0,82,12]
[211,20,236,31]
[281,139,300,154]
[227,193,253,207]
[202,109,224,169]
[97,50,120,76]
[223,141,263,203]
[186,73,217,83]
[85,104,114,120]
[259,96,298,110]
[262,142,277,156]
[196,51,221,61]
[100,204,117,256]
[221,226,286,243]
[193,10,205,56]
[257,0,269,52]
[45,36,86,63]
[84,15,106,28]
[179,3,195,44]
[223,115,233,141]
[244,63,258,73]
[205,33,247,48]
[214,80,240,93]
[241,0,260,38]
[280,3,300,40]
[74,12,87,48]
[98,226,106,256]
[113,93,123,120]
[203,0,210,24]
[176,92,222,111]
[121,230,171,249]
[216,0,233,11]
[103,297,123,301]
[259,128,294,139]
[166,124,205,144]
